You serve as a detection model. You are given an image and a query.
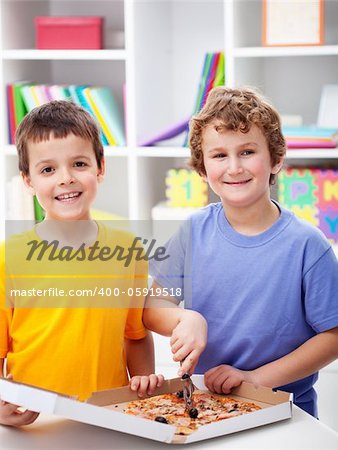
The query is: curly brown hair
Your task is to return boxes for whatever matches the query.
[188,86,286,184]
[16,100,104,176]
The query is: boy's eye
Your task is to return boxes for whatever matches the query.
[41,167,54,174]
[74,161,87,167]
[242,150,254,156]
[214,153,226,158]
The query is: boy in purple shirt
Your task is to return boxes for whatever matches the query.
[144,87,338,417]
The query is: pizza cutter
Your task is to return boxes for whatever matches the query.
[181,372,195,410]
[180,359,195,410]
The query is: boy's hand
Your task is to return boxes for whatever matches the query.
[0,374,39,427]
[0,400,39,426]
[171,311,207,376]
[130,374,165,398]
[204,364,256,394]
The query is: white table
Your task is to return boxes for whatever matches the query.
[1,406,337,449]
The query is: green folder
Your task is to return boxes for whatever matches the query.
[13,82,29,127]
[33,196,45,222]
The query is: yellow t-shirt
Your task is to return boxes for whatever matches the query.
[0,222,148,400]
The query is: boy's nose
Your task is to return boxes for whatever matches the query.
[58,169,75,186]
[226,158,243,175]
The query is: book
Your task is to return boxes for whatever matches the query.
[6,82,30,143]
[13,82,29,127]
[286,139,336,149]
[33,196,45,222]
[6,82,123,147]
[71,85,108,145]
[68,84,82,106]
[139,118,189,147]
[282,126,338,141]
[31,85,49,106]
[283,126,338,149]
[212,52,225,88]
[193,52,213,115]
[183,51,225,146]
[47,85,72,101]
[201,52,220,108]
[82,87,112,145]
[20,84,37,111]
[7,84,15,144]
[88,86,125,146]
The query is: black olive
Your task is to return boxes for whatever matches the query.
[155,416,168,424]
[181,373,190,380]
[228,409,236,413]
[176,390,184,398]
[188,408,198,419]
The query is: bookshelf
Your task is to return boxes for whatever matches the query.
[1,0,338,233]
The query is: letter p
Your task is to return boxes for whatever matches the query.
[291,181,309,201]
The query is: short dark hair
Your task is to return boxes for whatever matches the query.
[16,100,104,175]
[189,86,286,184]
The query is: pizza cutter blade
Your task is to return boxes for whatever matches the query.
[181,372,195,410]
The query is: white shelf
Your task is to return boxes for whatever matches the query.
[2,49,127,61]
[134,147,190,158]
[285,149,338,159]
[233,45,338,58]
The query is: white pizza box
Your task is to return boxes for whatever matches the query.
[0,375,292,444]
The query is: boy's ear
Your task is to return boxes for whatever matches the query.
[271,157,284,176]
[200,170,208,182]
[21,172,35,195]
[97,158,105,183]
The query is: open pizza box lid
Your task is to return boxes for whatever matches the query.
[0,375,292,444]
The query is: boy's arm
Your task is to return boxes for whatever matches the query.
[125,332,164,397]
[252,326,338,388]
[125,331,155,377]
[205,327,338,393]
[143,281,208,375]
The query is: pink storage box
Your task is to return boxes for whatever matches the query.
[35,16,103,50]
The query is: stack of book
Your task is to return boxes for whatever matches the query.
[6,82,125,146]
[191,51,225,116]
[282,126,338,149]
[139,51,225,147]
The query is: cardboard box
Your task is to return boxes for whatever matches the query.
[35,17,103,50]
[0,376,292,444]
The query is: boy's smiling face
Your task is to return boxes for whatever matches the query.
[22,133,105,221]
[202,123,283,211]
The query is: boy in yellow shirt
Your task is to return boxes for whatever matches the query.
[0,100,165,426]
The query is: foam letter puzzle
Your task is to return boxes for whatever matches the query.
[278,168,338,243]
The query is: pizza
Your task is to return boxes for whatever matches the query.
[124,390,261,435]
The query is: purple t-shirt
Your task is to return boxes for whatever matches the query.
[150,202,338,417]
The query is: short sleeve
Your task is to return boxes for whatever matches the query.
[125,258,148,340]
[125,307,147,340]
[149,219,192,302]
[303,247,338,333]
[0,242,12,358]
